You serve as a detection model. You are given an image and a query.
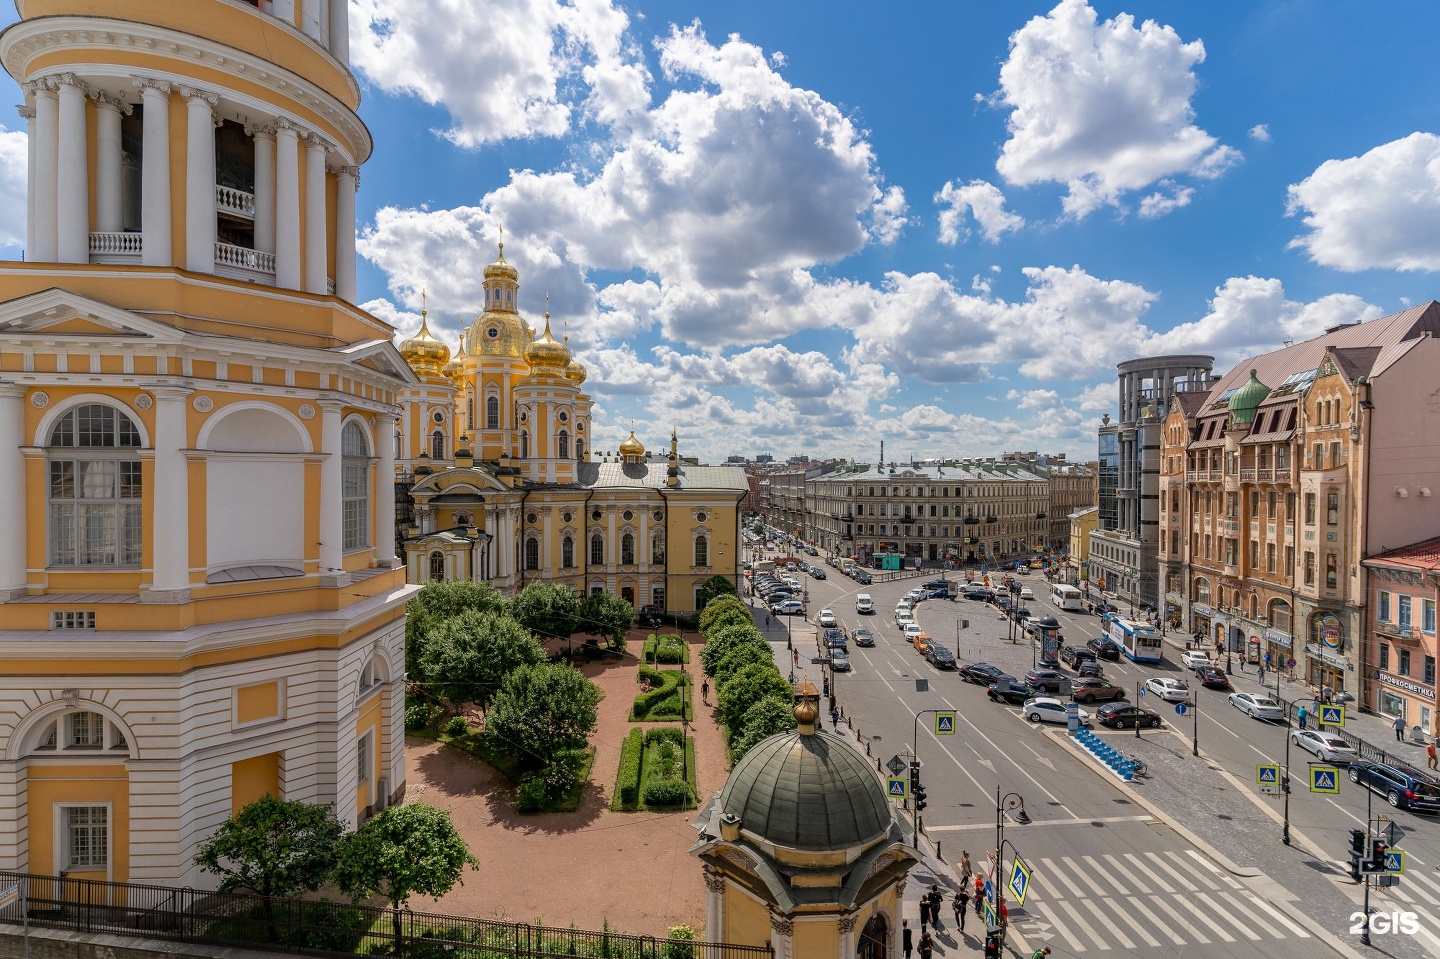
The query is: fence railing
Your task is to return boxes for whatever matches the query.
[0,872,771,959]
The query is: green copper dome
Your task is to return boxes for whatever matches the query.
[719,727,892,851]
[1228,369,1271,426]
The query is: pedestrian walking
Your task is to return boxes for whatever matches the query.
[953,891,966,934]
[1311,696,1321,719]
[901,919,913,959]
[918,892,929,931]
[1264,651,1273,671]
[917,930,934,959]
[959,850,973,886]
[1395,713,1406,741]
[1297,704,1308,730]
[1321,684,1333,704]
[1031,949,1052,959]
[700,679,709,704]
[829,705,840,729]
[764,613,771,628]
[928,885,943,931]
[1427,739,1437,770]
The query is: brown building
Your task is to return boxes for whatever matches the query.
[1362,540,1439,743]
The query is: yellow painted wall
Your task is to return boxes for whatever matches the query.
[792,919,839,957]
[25,763,130,881]
[723,889,771,949]
[231,752,281,814]
[353,691,383,818]
[234,681,280,724]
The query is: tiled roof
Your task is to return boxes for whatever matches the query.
[1173,392,1209,417]
[1365,536,1440,571]
[1331,345,1382,383]
[812,463,1048,483]
[565,461,749,492]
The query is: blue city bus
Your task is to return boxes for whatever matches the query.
[1108,618,1164,663]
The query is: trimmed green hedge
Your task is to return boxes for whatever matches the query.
[613,729,643,809]
[639,732,692,808]
[630,670,693,721]
[644,726,685,746]
[654,635,687,664]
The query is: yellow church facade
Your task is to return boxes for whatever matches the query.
[396,250,748,613]
[0,0,412,888]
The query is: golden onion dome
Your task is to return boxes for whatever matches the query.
[470,309,531,359]
[485,240,519,282]
[398,299,449,377]
[440,334,465,379]
[524,305,571,374]
[618,429,645,458]
[562,336,588,385]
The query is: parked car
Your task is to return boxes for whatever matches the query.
[1097,702,1162,729]
[1180,650,1213,671]
[895,609,915,627]
[1291,729,1359,764]
[831,648,851,672]
[852,627,875,647]
[771,599,805,616]
[987,678,1031,705]
[852,569,873,585]
[855,593,875,614]
[1071,677,1126,703]
[809,566,827,580]
[1348,761,1440,812]
[923,578,952,590]
[1024,697,1090,726]
[1087,637,1121,660]
[1228,691,1285,721]
[817,608,838,628]
[1195,665,1230,690]
[962,662,1006,685]
[1025,668,1068,694]
[962,585,992,601]
[822,627,847,650]
[925,645,956,669]
[907,587,927,603]
[1145,678,1190,703]
[1010,606,1031,621]
[1060,646,1097,669]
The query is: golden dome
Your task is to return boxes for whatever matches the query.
[485,241,519,282]
[562,339,588,386]
[470,309,531,359]
[618,429,645,458]
[524,306,570,374]
[398,299,449,377]
[441,334,465,379]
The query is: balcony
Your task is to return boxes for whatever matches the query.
[214,243,276,283]
[1240,469,1257,483]
[1375,621,1420,644]
[89,231,142,264]
[216,185,256,220]
[985,516,998,524]
[964,517,979,525]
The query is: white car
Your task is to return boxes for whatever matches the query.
[1290,729,1358,764]
[895,609,915,627]
[855,594,875,614]
[1180,650,1213,670]
[907,587,927,602]
[902,622,924,639]
[1023,697,1091,726]
[817,608,838,628]
[1145,678,1190,703]
[895,597,914,612]
[1019,587,1034,600]
[1229,692,1286,721]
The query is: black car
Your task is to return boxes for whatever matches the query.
[852,569,873,585]
[822,627,847,649]
[961,662,1006,685]
[1060,645,1097,669]
[1070,677,1126,703]
[1010,606,1031,622]
[923,578,952,590]
[637,605,664,628]
[994,596,1014,612]
[1097,702,1162,729]
[925,646,957,670]
[1087,637,1121,660]
[1024,668,1066,694]
[852,627,875,648]
[1348,761,1440,812]
[987,677,1030,705]
[962,585,992,600]
[809,567,827,579]
[1195,665,1231,690]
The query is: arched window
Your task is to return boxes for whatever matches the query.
[429,551,445,581]
[486,396,499,430]
[47,404,144,566]
[525,537,540,570]
[557,430,569,459]
[621,533,635,565]
[454,512,473,527]
[590,533,604,565]
[28,710,128,754]
[562,535,574,568]
[694,534,709,567]
[520,430,529,459]
[465,391,474,431]
[651,534,665,565]
[430,430,445,460]
[342,421,370,550]
[1268,599,1291,632]
[575,439,585,461]
[1192,577,1210,604]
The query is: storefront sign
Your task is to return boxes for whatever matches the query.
[1265,628,1293,650]
[1304,643,1348,669]
[1316,612,1342,650]
[1374,671,1435,699]
[1192,603,1215,617]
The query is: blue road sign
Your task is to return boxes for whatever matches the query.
[984,878,995,907]
[1319,705,1346,727]
[935,712,956,735]
[1256,765,1280,784]
[1309,766,1339,793]
[1138,686,1146,697]
[1008,857,1033,906]
[886,777,908,800]
[1384,850,1405,874]
[1174,702,1188,715]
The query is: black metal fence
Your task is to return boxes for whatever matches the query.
[0,872,771,959]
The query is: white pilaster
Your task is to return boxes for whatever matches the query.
[93,94,128,234]
[334,165,357,301]
[55,75,90,263]
[18,105,35,255]
[377,410,397,565]
[329,0,350,62]
[769,914,792,959]
[135,78,172,267]
[30,82,59,261]
[274,120,302,289]
[182,87,218,273]
[702,869,725,944]
[272,0,297,28]
[249,125,276,254]
[301,0,323,40]
[149,387,192,598]
[319,400,344,576]
[303,135,330,294]
[0,384,27,598]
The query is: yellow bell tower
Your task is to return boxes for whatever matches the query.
[0,0,416,888]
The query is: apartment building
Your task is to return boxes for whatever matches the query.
[1362,539,1440,741]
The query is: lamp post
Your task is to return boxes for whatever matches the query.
[1281,705,1293,846]
[993,788,1029,949]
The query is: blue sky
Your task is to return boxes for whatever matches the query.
[4,1,1440,464]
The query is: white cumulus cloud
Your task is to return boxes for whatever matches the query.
[1249,124,1271,142]
[0,126,26,248]
[934,179,1025,243]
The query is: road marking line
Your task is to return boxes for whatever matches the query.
[1122,852,1176,894]
[1183,849,1226,875]
[1145,895,1199,944]
[1145,852,1198,892]
[1100,854,1144,895]
[937,693,1073,812]
[1209,889,1292,940]
[1029,900,1086,953]
[1241,894,1312,939]
[1085,897,1137,949]
[1173,892,1237,942]
[1052,897,1113,951]
[924,815,1151,833]
[1056,856,1119,900]
[1103,895,1163,948]
[1162,849,1228,891]
[1195,892,1262,940]
[1083,858,1133,898]
[1035,858,1087,899]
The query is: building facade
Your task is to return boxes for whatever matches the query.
[0,0,412,887]
[1046,466,1097,548]
[1362,540,1440,743]
[1067,506,1099,585]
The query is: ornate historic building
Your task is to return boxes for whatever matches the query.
[396,248,747,612]
[1362,539,1440,743]
[0,0,411,886]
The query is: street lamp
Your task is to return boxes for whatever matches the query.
[993,788,1029,949]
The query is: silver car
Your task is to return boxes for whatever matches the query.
[1229,691,1285,721]
[1291,729,1358,764]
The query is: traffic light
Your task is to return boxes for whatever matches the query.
[1348,828,1366,881]
[914,784,928,812]
[909,760,920,792]
[1370,839,1388,873]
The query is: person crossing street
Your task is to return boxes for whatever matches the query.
[953,890,966,934]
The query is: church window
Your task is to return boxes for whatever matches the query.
[47,404,143,567]
[590,533,604,565]
[562,536,575,568]
[429,551,445,581]
[651,534,665,564]
[466,392,474,429]
[486,396,499,429]
[520,430,529,458]
[575,439,584,461]
[525,537,540,570]
[694,535,709,567]
[342,422,370,550]
[621,533,635,565]
[558,430,569,459]
[430,430,445,460]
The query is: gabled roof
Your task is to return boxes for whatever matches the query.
[1329,345,1382,384]
[0,287,188,341]
[332,338,420,383]
[1171,391,1208,417]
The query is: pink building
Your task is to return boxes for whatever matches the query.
[1362,539,1440,743]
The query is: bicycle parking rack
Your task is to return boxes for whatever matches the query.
[1073,727,1141,782]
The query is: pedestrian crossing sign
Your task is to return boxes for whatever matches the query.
[1008,857,1032,906]
[1319,705,1346,727]
[1256,764,1280,784]
[982,897,998,932]
[886,777,907,800]
[1384,850,1405,874]
[935,712,956,735]
[1309,766,1339,793]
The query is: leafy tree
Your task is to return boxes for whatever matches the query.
[730,695,798,759]
[486,663,602,768]
[695,574,739,613]
[698,595,747,635]
[418,610,546,710]
[509,581,581,642]
[717,663,793,735]
[699,623,767,677]
[579,590,634,649]
[714,641,773,681]
[405,580,506,679]
[700,604,755,640]
[334,803,478,951]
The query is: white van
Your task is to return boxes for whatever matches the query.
[855,593,874,615]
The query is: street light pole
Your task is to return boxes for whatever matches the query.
[1282,707,1293,846]
[993,788,1028,950]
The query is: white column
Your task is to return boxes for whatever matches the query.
[18,105,35,255]
[702,869,724,944]
[377,409,397,565]
[93,94,127,234]
[272,0,297,28]
[274,120,301,289]
[182,87,218,273]
[29,82,58,261]
[149,387,192,597]
[135,78,172,267]
[838,915,857,957]
[303,134,330,294]
[769,915,792,959]
[0,384,27,598]
[329,0,349,62]
[55,75,90,263]
[301,0,323,40]
[249,124,276,254]
[334,165,357,301]
[319,400,344,576]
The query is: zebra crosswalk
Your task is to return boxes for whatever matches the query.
[1009,849,1313,953]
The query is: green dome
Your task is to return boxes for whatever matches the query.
[719,728,892,850]
[1228,369,1271,426]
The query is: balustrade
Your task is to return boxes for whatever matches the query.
[214,242,276,276]
[88,232,142,257]
[215,184,256,219]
